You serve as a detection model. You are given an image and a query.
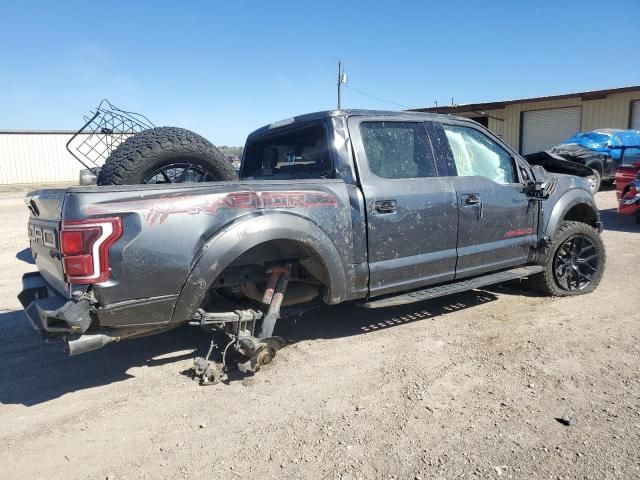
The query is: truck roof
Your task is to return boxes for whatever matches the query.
[246,109,456,140]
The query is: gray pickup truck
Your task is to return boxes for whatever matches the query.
[19,110,605,374]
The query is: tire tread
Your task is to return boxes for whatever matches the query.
[98,127,237,185]
[530,220,605,296]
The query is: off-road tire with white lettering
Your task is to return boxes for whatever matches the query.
[98,127,237,185]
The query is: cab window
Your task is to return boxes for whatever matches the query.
[360,122,437,179]
[241,122,333,179]
[443,125,517,184]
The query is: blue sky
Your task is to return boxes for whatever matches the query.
[1,0,638,145]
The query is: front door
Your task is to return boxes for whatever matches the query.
[438,122,537,278]
[348,117,458,297]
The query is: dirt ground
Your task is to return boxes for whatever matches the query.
[0,185,638,480]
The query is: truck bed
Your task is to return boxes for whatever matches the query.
[23,179,362,333]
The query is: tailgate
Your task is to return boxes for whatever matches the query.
[25,189,68,296]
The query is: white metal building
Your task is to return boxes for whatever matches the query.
[0,131,90,184]
[411,85,640,155]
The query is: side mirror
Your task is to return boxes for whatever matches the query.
[530,164,546,183]
[527,165,552,199]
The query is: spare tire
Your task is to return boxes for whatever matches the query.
[98,127,237,185]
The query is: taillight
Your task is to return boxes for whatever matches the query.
[61,228,101,255]
[60,217,122,284]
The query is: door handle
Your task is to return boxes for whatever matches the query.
[374,200,396,214]
[465,193,481,205]
[463,194,483,219]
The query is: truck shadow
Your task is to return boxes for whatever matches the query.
[279,290,498,343]
[0,310,207,407]
[0,290,498,405]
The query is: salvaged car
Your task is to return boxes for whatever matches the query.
[616,157,640,202]
[550,129,640,193]
[618,170,640,222]
[18,110,606,380]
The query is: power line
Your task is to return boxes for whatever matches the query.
[343,84,410,109]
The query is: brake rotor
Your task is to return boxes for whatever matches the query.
[237,336,286,373]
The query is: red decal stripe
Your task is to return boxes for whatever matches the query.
[504,227,534,238]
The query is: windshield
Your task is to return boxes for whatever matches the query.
[621,147,640,166]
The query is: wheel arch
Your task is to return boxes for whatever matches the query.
[585,158,604,175]
[170,213,348,323]
[544,189,601,239]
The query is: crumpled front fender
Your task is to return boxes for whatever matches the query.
[543,187,600,239]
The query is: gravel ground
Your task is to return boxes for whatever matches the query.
[0,185,638,480]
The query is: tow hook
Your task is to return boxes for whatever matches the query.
[188,263,292,385]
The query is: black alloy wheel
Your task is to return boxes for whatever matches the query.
[552,234,600,292]
[142,163,213,184]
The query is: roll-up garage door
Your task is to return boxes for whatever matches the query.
[521,107,581,155]
[630,101,640,130]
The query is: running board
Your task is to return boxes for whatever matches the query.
[358,265,545,309]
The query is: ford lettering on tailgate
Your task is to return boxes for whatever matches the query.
[28,224,57,248]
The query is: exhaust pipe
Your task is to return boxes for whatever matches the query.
[65,326,173,356]
[66,333,120,356]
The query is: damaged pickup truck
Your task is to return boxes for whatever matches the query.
[19,110,605,378]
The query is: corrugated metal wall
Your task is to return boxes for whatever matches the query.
[479,90,640,152]
[0,132,84,184]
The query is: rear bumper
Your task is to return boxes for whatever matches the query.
[17,272,92,336]
[18,272,176,355]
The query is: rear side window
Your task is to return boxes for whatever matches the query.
[241,122,333,179]
[360,122,437,179]
[443,124,517,184]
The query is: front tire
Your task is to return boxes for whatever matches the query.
[530,221,605,296]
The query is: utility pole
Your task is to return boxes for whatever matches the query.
[337,60,346,109]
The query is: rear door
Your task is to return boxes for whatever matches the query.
[436,121,537,278]
[348,117,458,297]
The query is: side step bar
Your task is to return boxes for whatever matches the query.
[358,265,545,309]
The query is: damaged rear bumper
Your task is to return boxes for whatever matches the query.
[17,272,92,336]
[17,272,105,355]
[17,272,175,355]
